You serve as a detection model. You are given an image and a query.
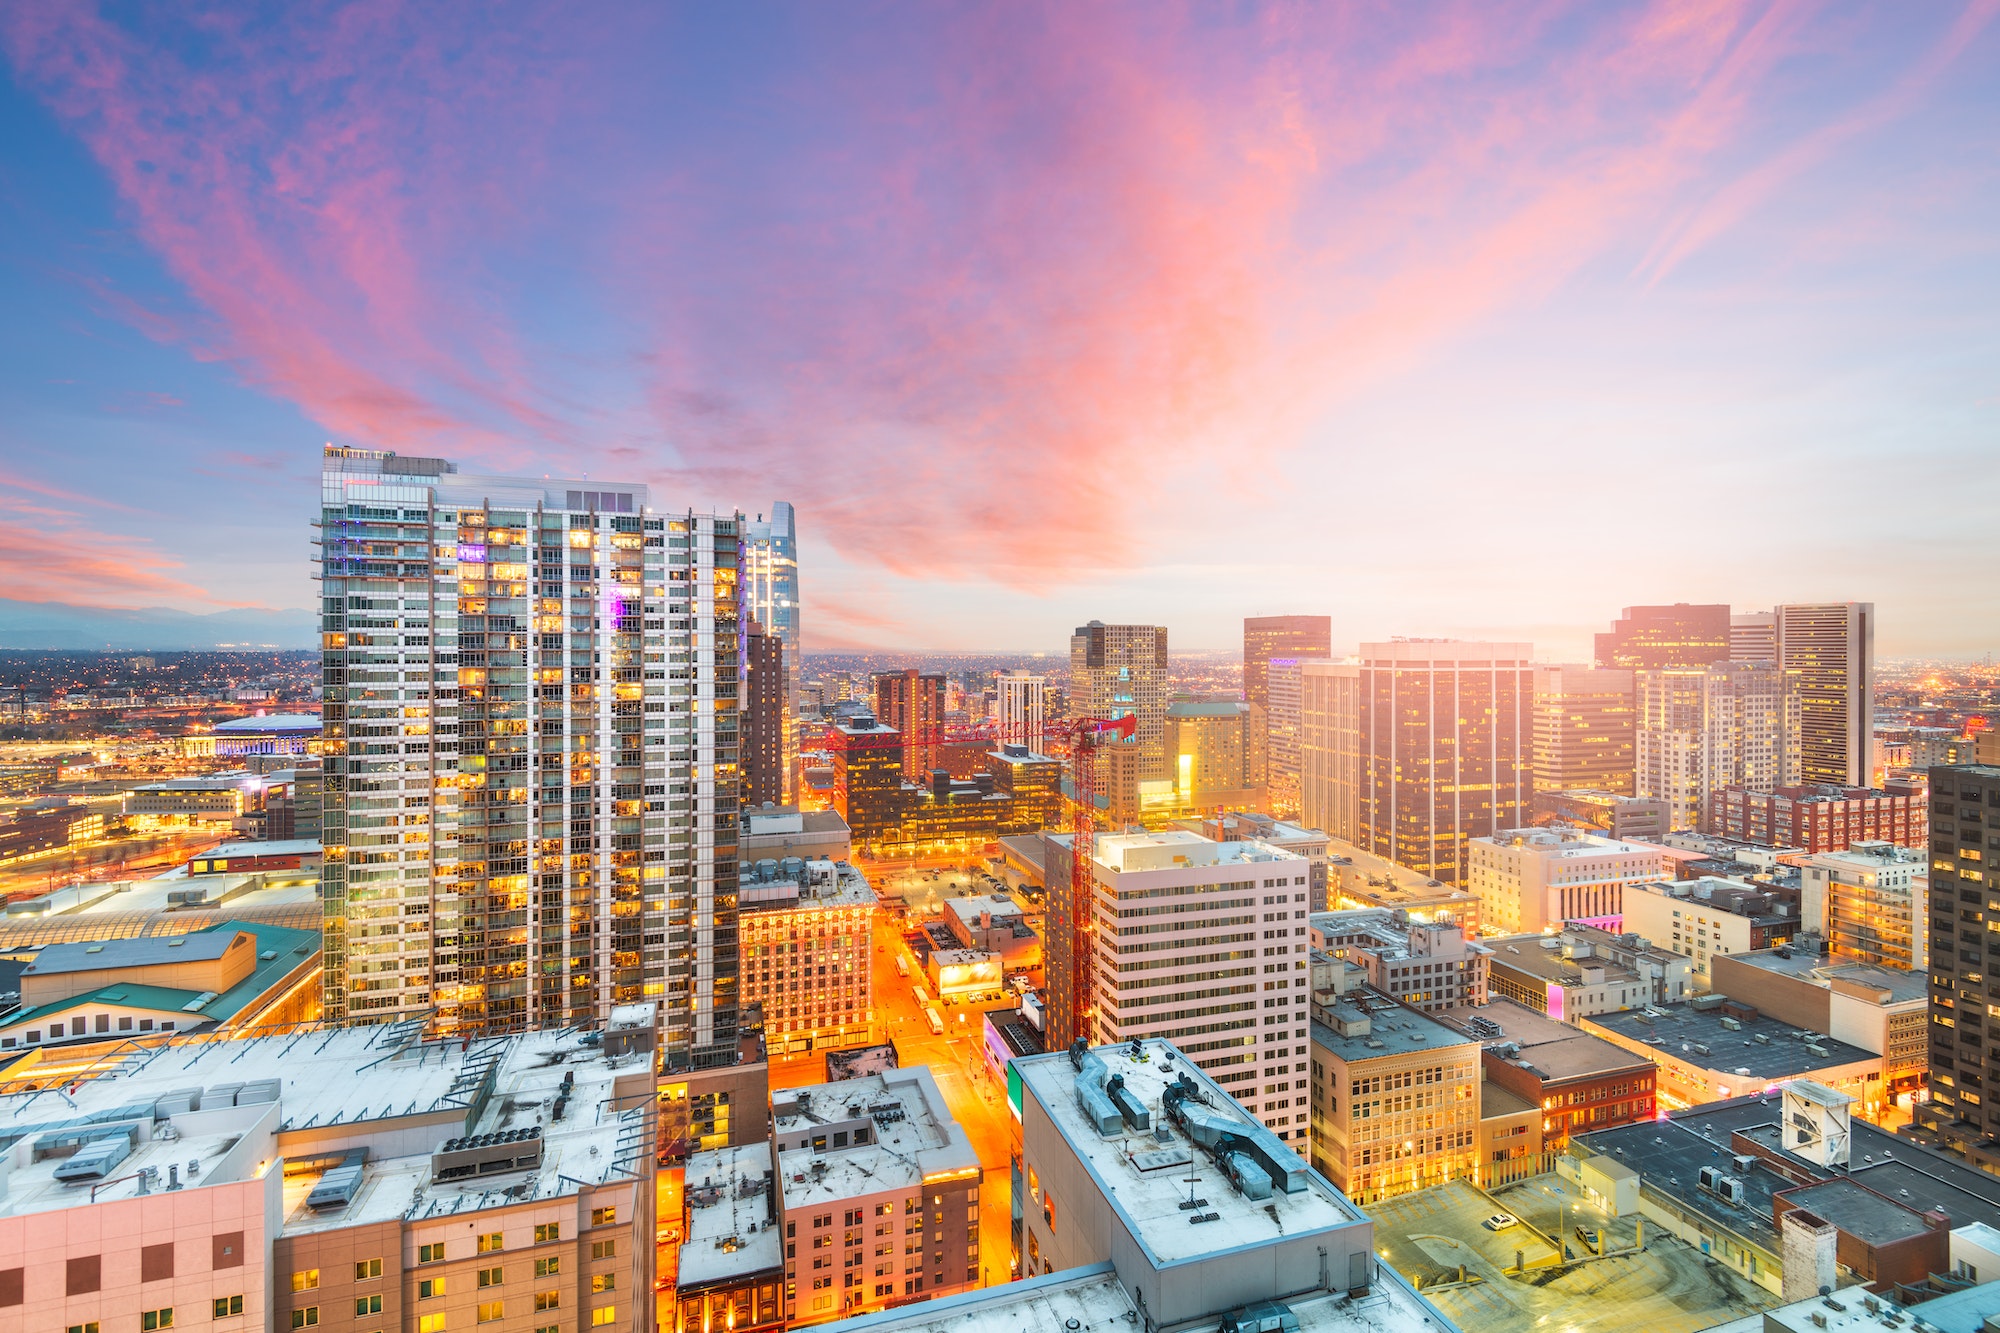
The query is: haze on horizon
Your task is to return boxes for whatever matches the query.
[2,3,1997,660]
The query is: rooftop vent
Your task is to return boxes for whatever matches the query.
[306,1150,367,1211]
[432,1126,544,1184]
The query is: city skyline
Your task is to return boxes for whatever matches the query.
[3,7,1999,657]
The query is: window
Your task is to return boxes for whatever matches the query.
[67,1325,100,1333]
[356,1295,383,1316]
[419,1278,447,1299]
[419,1244,446,1264]
[213,1296,244,1318]
[534,1223,561,1243]
[477,1233,504,1254]
[478,1266,503,1288]
[478,1301,504,1324]
[535,1291,561,1312]
[535,1257,561,1277]
[591,1273,616,1293]
[142,1317,175,1333]
[291,1270,320,1292]
[289,1311,318,1329]
[356,1258,383,1280]
[590,1206,617,1226]
[418,1317,448,1333]
[591,1308,617,1328]
[590,1240,617,1261]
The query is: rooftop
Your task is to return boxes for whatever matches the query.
[1312,987,1479,1061]
[1094,831,1304,874]
[0,1022,654,1231]
[7,920,317,1030]
[810,1265,1449,1333]
[1780,1177,1937,1246]
[195,838,325,860]
[741,859,877,911]
[678,1143,783,1289]
[1477,828,1659,858]
[212,713,322,734]
[1628,876,1796,921]
[1437,998,1658,1083]
[1584,1004,1877,1078]
[1484,935,1651,986]
[1723,949,1929,1004]
[772,1067,977,1211]
[944,894,1026,929]
[1016,1038,1361,1266]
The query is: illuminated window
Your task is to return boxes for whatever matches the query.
[291,1271,320,1292]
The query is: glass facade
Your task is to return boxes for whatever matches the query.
[317,447,742,1059]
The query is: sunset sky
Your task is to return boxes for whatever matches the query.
[3,2,1997,657]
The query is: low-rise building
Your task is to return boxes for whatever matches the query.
[0,1022,657,1333]
[1571,1081,2000,1298]
[1709,783,1927,852]
[1467,827,1668,934]
[1438,996,1658,1147]
[770,1068,980,1321]
[1477,1079,1546,1184]
[123,772,260,822]
[1529,790,1671,842]
[1708,948,1928,1099]
[739,858,876,1057]
[1581,999,1884,1113]
[1621,877,1802,988]
[674,1144,785,1333]
[1309,908,1491,1013]
[927,947,1004,1003]
[1323,836,1482,934]
[1305,965,1481,1202]
[1484,923,1694,1018]
[0,919,320,1052]
[942,894,1041,971]
[741,805,855,864]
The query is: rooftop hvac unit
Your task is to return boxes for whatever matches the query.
[306,1150,367,1211]
[52,1132,136,1183]
[431,1126,544,1184]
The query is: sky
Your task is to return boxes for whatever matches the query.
[1,2,1997,659]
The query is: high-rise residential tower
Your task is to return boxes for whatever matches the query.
[1339,641,1534,885]
[1911,764,2000,1172]
[1777,602,1874,787]
[995,669,1047,750]
[1634,661,1800,831]
[1243,615,1332,712]
[742,504,800,798]
[317,447,741,1063]
[1070,621,1169,791]
[743,620,785,808]
[1530,664,1637,795]
[1594,604,1731,670]
[872,668,946,778]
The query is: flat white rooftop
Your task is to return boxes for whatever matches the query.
[678,1143,783,1288]
[1095,831,1305,874]
[774,1068,977,1211]
[1019,1038,1361,1265]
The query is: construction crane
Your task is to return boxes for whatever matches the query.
[1041,712,1138,1043]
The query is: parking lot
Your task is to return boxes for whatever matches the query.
[1367,1176,1780,1333]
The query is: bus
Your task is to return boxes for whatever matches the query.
[924,1007,945,1035]
[895,955,909,978]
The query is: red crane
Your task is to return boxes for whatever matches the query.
[1042,713,1138,1043]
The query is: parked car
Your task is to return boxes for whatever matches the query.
[1481,1213,1518,1231]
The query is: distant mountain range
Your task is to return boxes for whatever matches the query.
[0,599,317,650]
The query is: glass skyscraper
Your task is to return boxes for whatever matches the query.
[742,502,800,799]
[317,447,741,1062]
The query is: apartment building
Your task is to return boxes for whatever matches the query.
[739,858,877,1056]
[1709,782,1926,852]
[1911,764,2000,1172]
[1621,878,1801,988]
[1467,826,1666,934]
[1087,830,1312,1140]
[0,1023,656,1333]
[1635,661,1800,832]
[318,446,742,1056]
[1306,966,1481,1202]
[769,1068,980,1322]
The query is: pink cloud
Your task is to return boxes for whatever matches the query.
[0,473,226,607]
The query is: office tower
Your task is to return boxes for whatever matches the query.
[1912,764,2000,1169]
[743,621,785,808]
[1085,830,1312,1140]
[828,715,905,842]
[743,503,801,799]
[1731,610,1777,661]
[1069,621,1168,789]
[1530,664,1637,795]
[996,670,1047,750]
[1266,657,1329,817]
[871,668,946,778]
[318,447,741,1061]
[1299,661,1359,839]
[1778,602,1874,786]
[1243,615,1332,712]
[1634,661,1799,831]
[1343,641,1533,886]
[1594,603,1730,670]
[1163,700,1267,808]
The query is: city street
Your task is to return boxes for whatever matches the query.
[764,906,1025,1285]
